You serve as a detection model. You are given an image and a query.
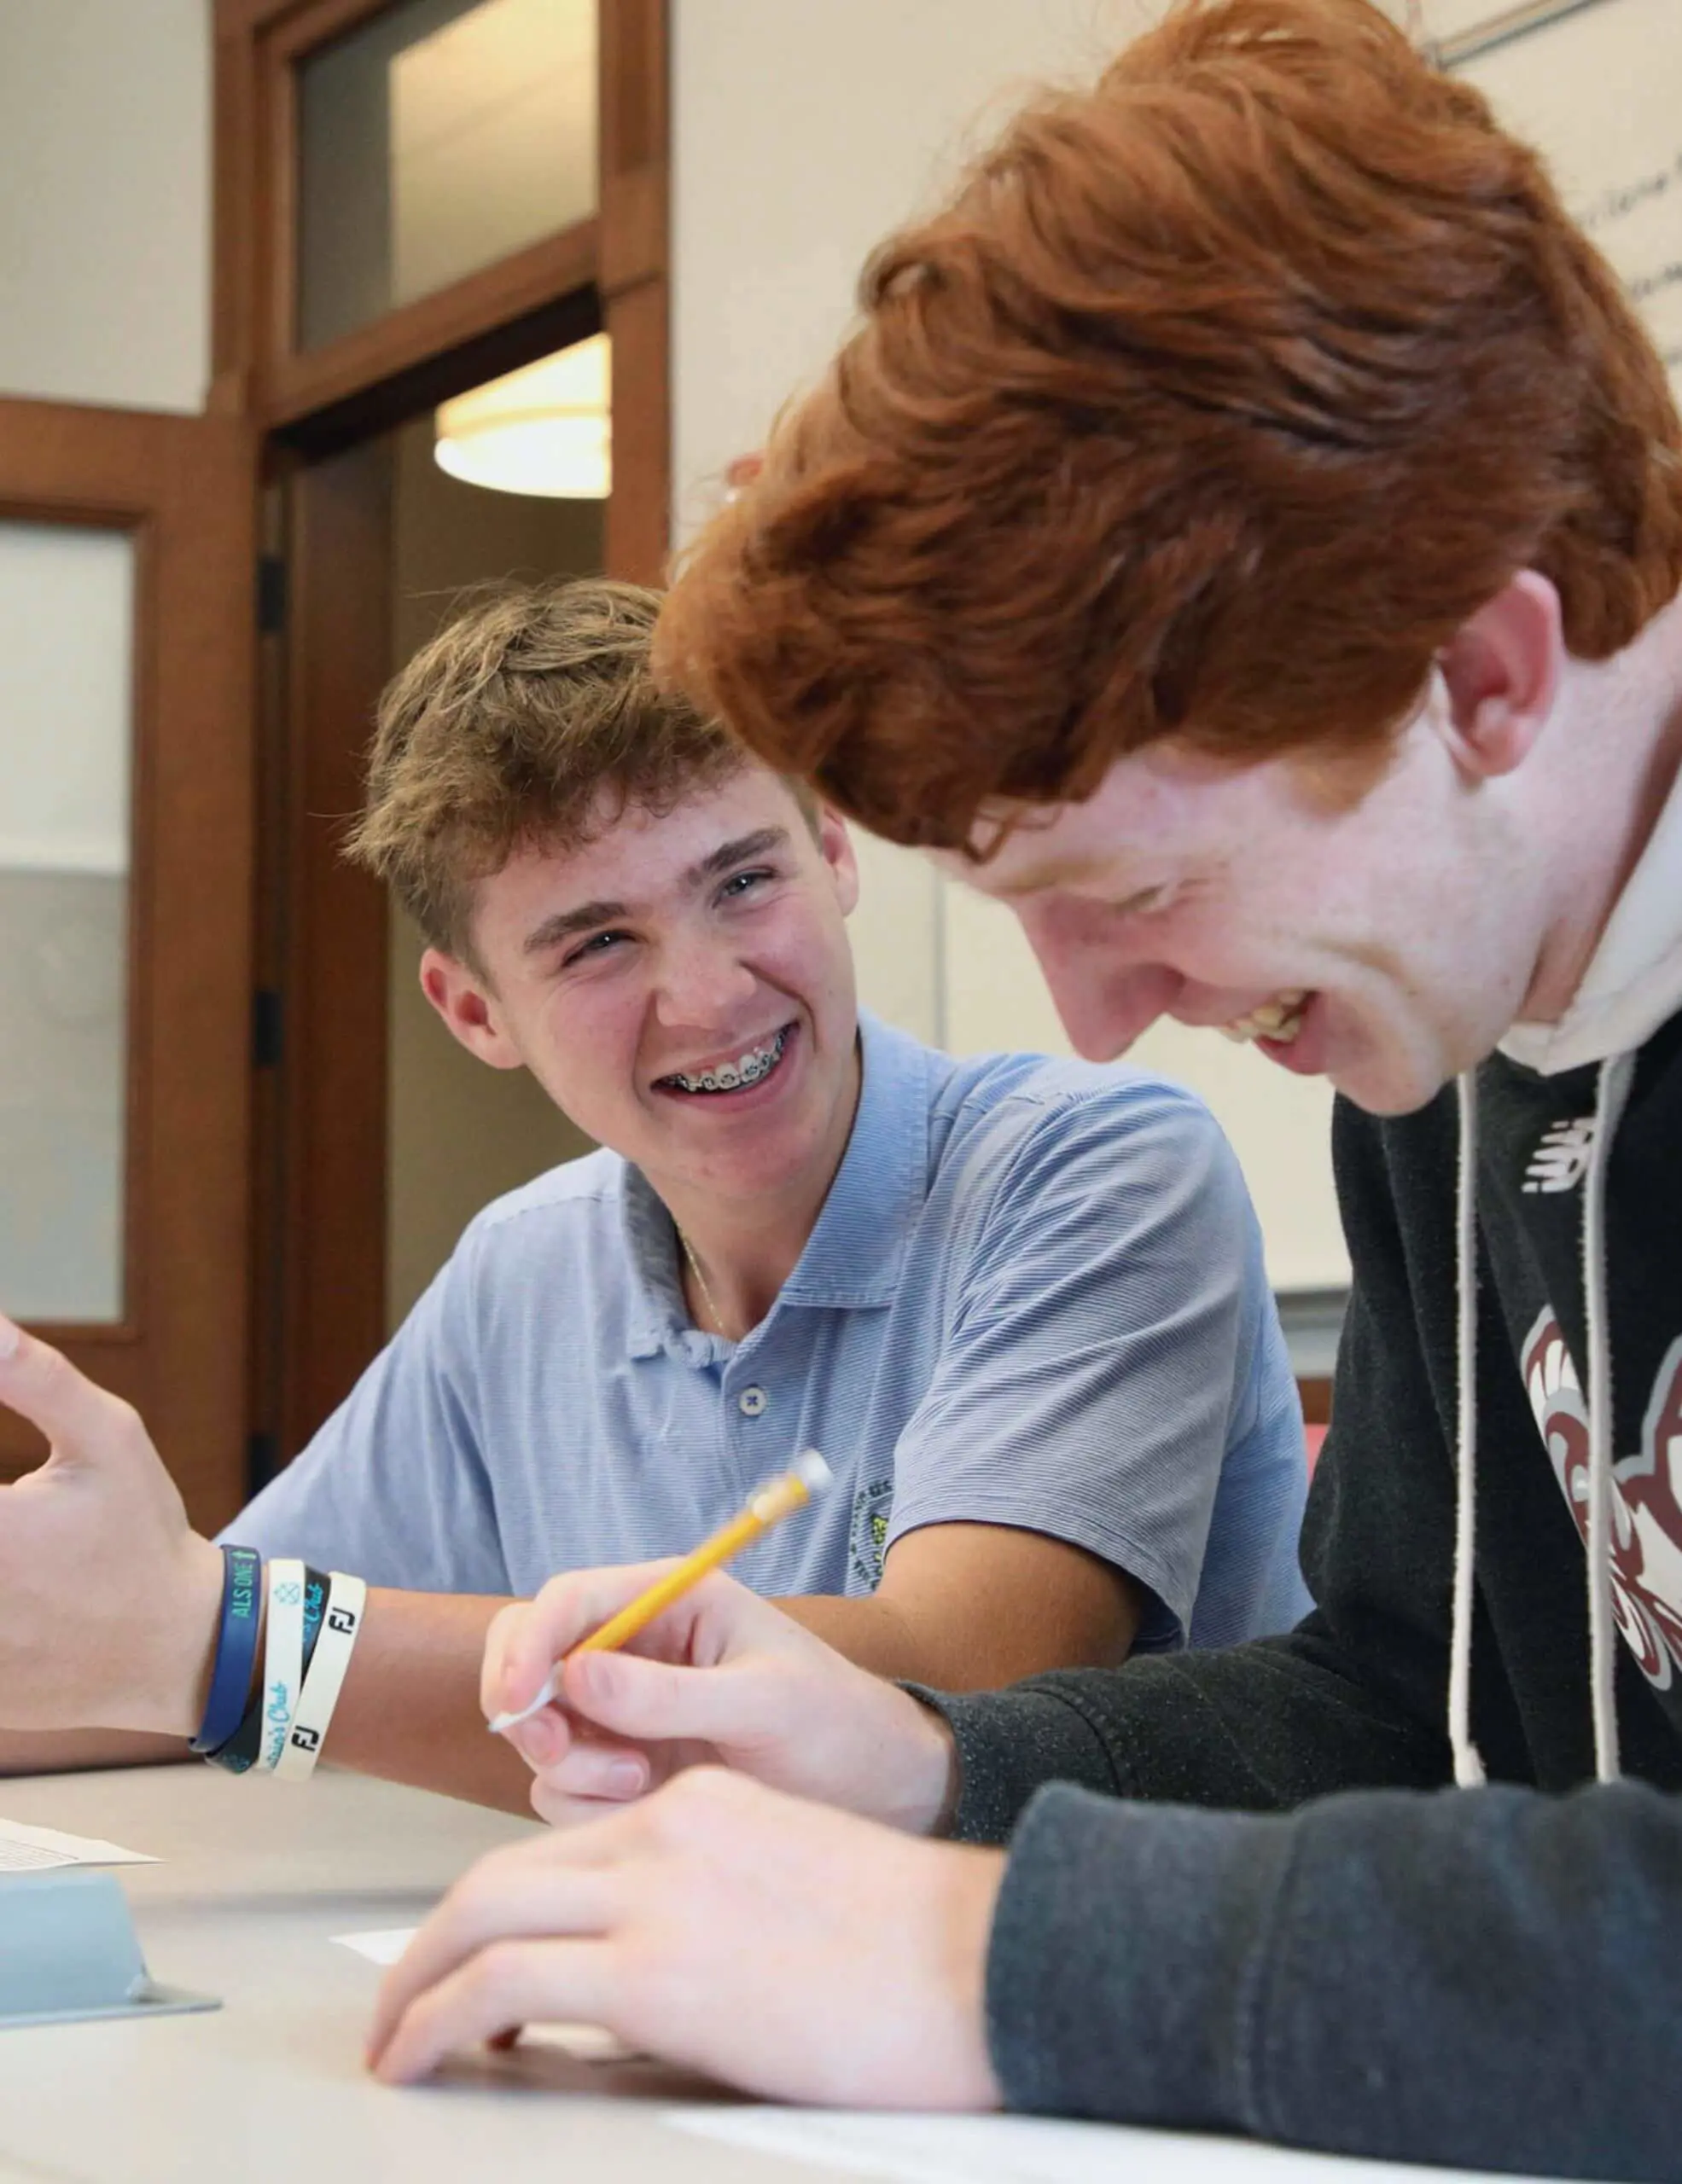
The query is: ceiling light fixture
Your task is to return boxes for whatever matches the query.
[434,333,610,498]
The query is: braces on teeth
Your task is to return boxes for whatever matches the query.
[664,1028,788,1094]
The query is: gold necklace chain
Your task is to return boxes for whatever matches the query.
[677,1228,738,1342]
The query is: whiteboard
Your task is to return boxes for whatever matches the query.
[1449,0,1682,391]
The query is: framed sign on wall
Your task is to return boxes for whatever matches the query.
[1436,0,1682,393]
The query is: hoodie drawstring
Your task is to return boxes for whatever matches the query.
[1448,1054,1634,1792]
[1582,1050,1635,1782]
[1449,1072,1487,1788]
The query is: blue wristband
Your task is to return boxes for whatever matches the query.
[190,1547,263,1757]
[206,1563,329,1774]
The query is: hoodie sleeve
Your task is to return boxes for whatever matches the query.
[905,1095,1682,2175]
[982,1773,1682,2181]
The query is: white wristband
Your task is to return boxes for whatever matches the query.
[273,1571,367,1781]
[257,1559,307,1774]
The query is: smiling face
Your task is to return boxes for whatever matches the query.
[952,705,1555,1117]
[422,767,862,1216]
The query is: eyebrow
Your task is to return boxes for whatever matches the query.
[522,897,632,954]
[683,825,789,887]
[521,826,793,956]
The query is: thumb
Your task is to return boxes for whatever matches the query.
[0,1312,131,1466]
[561,1646,774,1751]
[486,1560,684,1721]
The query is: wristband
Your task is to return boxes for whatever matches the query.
[274,1572,367,1781]
[256,1558,307,1773]
[190,1547,263,1757]
[206,1565,327,1774]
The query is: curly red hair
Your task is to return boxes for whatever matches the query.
[656,0,1682,851]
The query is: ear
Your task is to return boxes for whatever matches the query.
[1433,571,1563,780]
[816,804,861,918]
[419,947,525,1072]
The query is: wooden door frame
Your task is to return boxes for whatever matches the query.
[0,401,256,1528]
[211,0,668,581]
[213,0,670,1462]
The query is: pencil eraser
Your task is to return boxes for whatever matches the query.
[792,1449,832,1496]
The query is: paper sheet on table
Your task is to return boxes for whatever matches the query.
[331,1926,417,1966]
[665,2108,1529,2184]
[330,1928,635,2060]
[0,1818,157,1873]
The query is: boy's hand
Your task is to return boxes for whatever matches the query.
[485,1565,957,1835]
[0,1313,224,1735]
[369,1768,1004,2106]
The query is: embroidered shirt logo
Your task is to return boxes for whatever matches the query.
[849,1477,894,1591]
[1522,1118,1597,1194]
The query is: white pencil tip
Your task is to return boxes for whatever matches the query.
[486,1670,557,1735]
[792,1449,832,1495]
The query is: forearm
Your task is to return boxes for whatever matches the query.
[320,1589,536,1815]
[777,1559,1138,1692]
[988,1775,1682,2181]
[0,1594,536,1813]
[0,1727,189,1777]
[775,1593,934,1681]
[777,1593,1056,1689]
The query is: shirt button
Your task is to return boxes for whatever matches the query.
[737,1385,769,1417]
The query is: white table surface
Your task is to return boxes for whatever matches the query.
[0,1763,800,2184]
[0,1765,1528,2184]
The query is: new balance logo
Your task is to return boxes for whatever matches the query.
[1522,1117,1597,1194]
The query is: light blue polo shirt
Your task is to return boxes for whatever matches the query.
[234,1012,1310,1648]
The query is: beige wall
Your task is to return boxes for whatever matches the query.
[0,0,208,411]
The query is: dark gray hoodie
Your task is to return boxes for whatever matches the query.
[922,781,1682,2181]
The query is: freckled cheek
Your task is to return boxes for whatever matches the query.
[743,918,836,1003]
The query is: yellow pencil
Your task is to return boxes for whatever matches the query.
[488,1449,832,1734]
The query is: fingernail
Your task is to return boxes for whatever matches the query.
[606,1760,643,1798]
[0,1314,18,1362]
[518,1713,562,1766]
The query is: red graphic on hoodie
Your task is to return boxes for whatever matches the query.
[1522,1310,1682,1689]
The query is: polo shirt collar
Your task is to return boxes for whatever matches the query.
[621,1166,704,1362]
[619,1008,929,1355]
[777,1009,928,1310]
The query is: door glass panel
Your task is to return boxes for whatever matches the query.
[296,0,598,352]
[0,520,134,1321]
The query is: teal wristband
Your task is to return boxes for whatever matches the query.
[207,1564,329,1773]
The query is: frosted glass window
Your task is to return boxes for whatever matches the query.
[296,0,598,351]
[0,521,133,1321]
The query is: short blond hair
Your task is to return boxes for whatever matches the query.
[346,578,745,961]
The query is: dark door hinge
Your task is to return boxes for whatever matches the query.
[253,987,283,1070]
[256,552,288,634]
[247,1431,281,1493]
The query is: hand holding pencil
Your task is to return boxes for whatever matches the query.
[479,1454,957,1837]
[487,1449,832,1734]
